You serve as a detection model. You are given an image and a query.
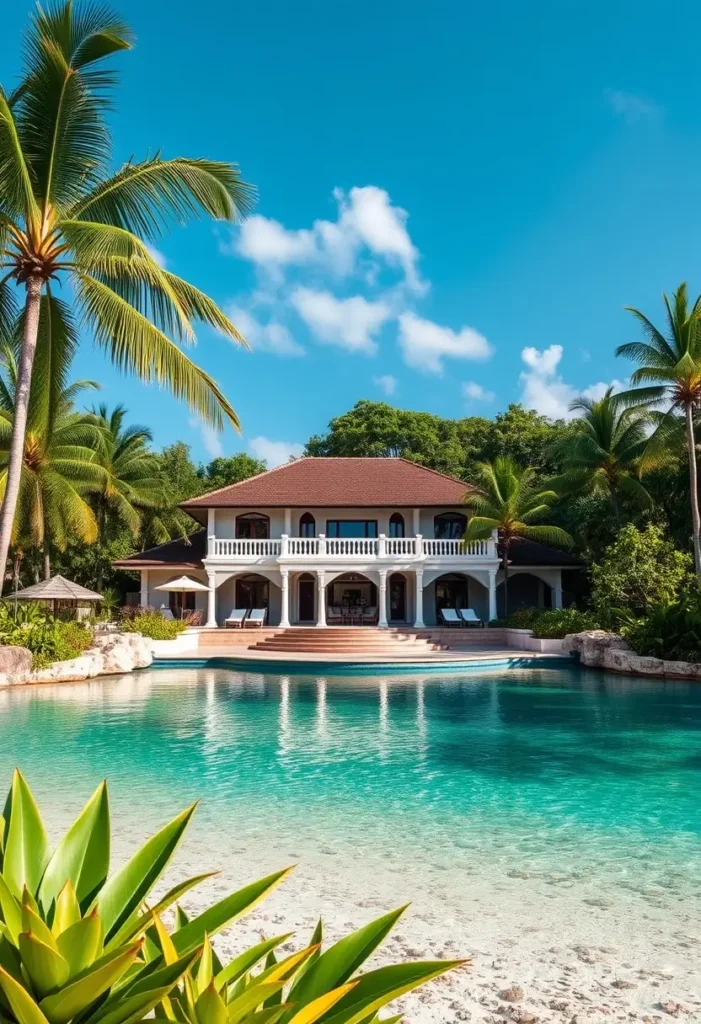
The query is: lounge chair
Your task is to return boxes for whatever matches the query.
[440,607,462,628]
[160,606,175,621]
[244,608,267,628]
[224,608,248,628]
[327,605,344,625]
[459,608,484,628]
[361,605,378,624]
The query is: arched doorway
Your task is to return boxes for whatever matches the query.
[298,572,315,622]
[327,573,377,624]
[389,513,405,538]
[389,573,407,622]
[434,572,469,621]
[235,573,269,611]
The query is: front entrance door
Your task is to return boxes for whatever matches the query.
[435,576,468,620]
[389,574,406,621]
[298,576,315,621]
[236,577,269,610]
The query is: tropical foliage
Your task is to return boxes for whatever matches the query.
[0,603,92,668]
[119,608,188,640]
[0,770,462,1024]
[0,0,254,590]
[496,606,600,637]
[622,588,701,662]
[464,457,573,615]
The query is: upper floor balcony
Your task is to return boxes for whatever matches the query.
[206,532,498,564]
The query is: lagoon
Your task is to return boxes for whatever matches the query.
[1,665,699,1021]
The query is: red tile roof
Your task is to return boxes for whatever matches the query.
[181,457,474,509]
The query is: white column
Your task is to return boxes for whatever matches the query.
[284,508,292,534]
[378,533,387,557]
[140,569,149,607]
[207,508,216,556]
[206,570,217,627]
[281,533,289,556]
[412,508,420,535]
[414,570,425,627]
[378,570,388,627]
[280,569,290,627]
[316,571,327,627]
[553,572,563,609]
[488,569,497,623]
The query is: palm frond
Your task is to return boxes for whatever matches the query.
[68,156,256,237]
[518,524,574,549]
[76,273,239,428]
[0,90,39,223]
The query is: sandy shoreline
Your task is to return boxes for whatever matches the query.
[149,828,701,1024]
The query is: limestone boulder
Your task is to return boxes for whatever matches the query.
[0,646,33,685]
[28,651,104,685]
[563,630,629,668]
[90,632,153,675]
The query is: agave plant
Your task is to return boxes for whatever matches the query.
[0,771,464,1024]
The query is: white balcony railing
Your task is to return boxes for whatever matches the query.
[422,538,492,557]
[209,533,497,561]
[212,538,281,557]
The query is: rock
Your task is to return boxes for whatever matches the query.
[89,632,152,674]
[28,651,104,684]
[499,987,524,1003]
[611,979,636,990]
[548,1000,570,1012]
[564,630,700,679]
[0,645,33,685]
[658,1003,687,1017]
[503,1008,538,1024]
[563,630,629,667]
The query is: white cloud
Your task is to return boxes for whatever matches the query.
[145,243,167,268]
[291,288,391,354]
[604,88,660,122]
[236,185,424,292]
[227,304,304,357]
[248,436,304,467]
[373,374,398,396]
[519,345,624,419]
[462,380,495,403]
[397,312,492,374]
[189,418,223,459]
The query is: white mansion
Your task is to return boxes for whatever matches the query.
[116,457,579,628]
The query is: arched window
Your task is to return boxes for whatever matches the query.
[389,512,405,538]
[299,512,316,538]
[434,512,467,539]
[236,512,270,539]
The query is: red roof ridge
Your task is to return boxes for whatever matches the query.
[181,458,305,505]
[396,456,473,490]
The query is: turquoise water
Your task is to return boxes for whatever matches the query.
[0,665,700,899]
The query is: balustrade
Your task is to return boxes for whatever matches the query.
[210,535,494,560]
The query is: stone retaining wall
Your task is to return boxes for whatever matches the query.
[0,632,152,686]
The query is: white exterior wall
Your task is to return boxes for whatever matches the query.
[143,568,209,614]
[212,507,440,537]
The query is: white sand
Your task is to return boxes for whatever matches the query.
[156,827,701,1024]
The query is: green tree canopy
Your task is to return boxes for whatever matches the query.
[198,453,266,490]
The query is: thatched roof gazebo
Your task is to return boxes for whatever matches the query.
[14,575,103,618]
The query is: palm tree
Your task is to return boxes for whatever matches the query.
[464,456,573,616]
[84,404,163,590]
[549,388,653,520]
[0,296,104,578]
[616,283,701,574]
[0,2,254,590]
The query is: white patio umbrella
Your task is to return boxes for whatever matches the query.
[155,575,210,619]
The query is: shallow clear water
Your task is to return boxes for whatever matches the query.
[1,664,700,900]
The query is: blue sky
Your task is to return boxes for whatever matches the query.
[4,0,701,466]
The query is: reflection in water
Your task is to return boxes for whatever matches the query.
[0,665,700,897]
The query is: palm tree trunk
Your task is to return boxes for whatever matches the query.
[0,276,42,593]
[503,544,510,617]
[96,501,106,592]
[685,402,701,575]
[43,526,51,581]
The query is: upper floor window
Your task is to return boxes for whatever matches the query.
[326,520,378,538]
[299,512,316,538]
[434,512,467,539]
[389,512,405,538]
[236,512,270,539]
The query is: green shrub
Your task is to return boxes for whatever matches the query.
[120,608,188,640]
[591,524,693,626]
[0,602,93,668]
[0,770,461,1024]
[622,588,701,662]
[528,607,600,638]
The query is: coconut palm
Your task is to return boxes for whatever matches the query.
[0,295,103,578]
[84,403,163,590]
[0,2,254,590]
[616,283,701,574]
[464,456,573,616]
[549,388,653,520]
